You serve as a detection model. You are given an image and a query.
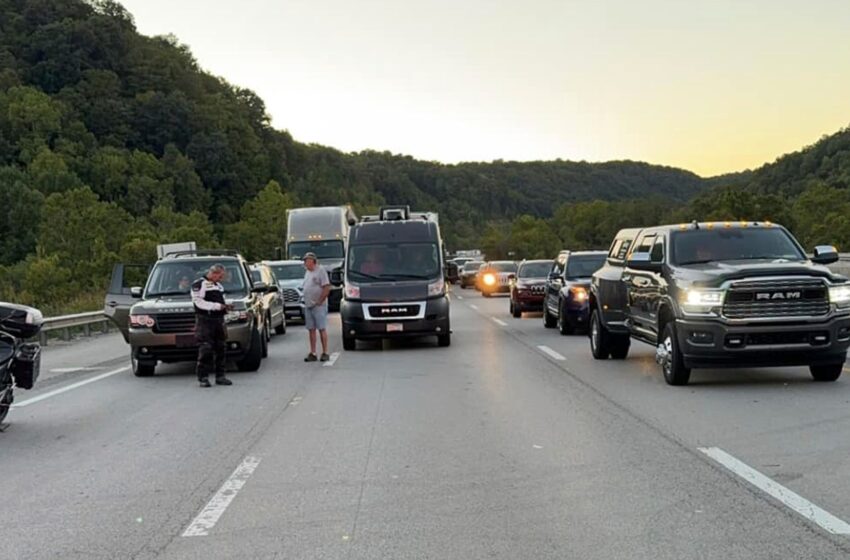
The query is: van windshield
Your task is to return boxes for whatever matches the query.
[288,240,344,260]
[145,260,247,297]
[349,243,441,283]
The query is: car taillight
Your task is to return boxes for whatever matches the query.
[130,314,155,328]
[345,284,360,299]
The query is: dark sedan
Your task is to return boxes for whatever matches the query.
[509,260,554,317]
[543,251,607,334]
[459,261,484,288]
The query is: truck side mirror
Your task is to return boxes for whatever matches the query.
[130,287,143,298]
[813,245,839,265]
[627,252,662,273]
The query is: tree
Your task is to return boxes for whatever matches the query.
[223,180,294,260]
[0,166,44,264]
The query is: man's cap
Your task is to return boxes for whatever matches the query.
[302,252,318,262]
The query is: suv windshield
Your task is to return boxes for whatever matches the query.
[145,259,248,297]
[566,255,607,278]
[672,228,804,265]
[518,261,553,278]
[269,263,304,281]
[463,261,484,272]
[489,262,517,273]
[348,243,440,283]
[288,240,344,260]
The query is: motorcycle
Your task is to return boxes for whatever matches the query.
[0,303,43,427]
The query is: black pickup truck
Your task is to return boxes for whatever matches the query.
[589,222,850,385]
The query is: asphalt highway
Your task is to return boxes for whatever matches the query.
[3,288,850,559]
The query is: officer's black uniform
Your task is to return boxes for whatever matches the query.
[191,275,230,386]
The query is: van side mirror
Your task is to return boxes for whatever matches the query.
[813,245,839,265]
[130,286,143,298]
[627,252,662,273]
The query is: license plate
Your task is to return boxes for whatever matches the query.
[176,334,196,347]
[386,323,404,332]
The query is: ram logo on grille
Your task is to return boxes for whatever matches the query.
[381,307,408,314]
[755,291,802,301]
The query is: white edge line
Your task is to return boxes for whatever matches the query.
[699,447,850,535]
[323,352,340,367]
[12,366,131,407]
[492,317,508,327]
[182,456,262,537]
[537,345,566,361]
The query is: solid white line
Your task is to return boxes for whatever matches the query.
[492,317,508,327]
[537,345,566,361]
[12,366,130,407]
[50,366,104,373]
[323,352,340,367]
[469,304,479,310]
[699,447,850,535]
[182,456,262,537]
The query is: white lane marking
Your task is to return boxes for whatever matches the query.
[323,352,340,367]
[12,366,130,408]
[699,447,850,535]
[182,456,262,537]
[289,396,303,406]
[50,366,104,373]
[492,317,508,327]
[469,304,479,310]
[456,295,464,300]
[537,345,566,361]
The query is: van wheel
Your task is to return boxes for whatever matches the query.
[343,333,356,351]
[438,333,451,347]
[132,354,156,377]
[659,323,690,386]
[557,302,574,335]
[810,363,843,382]
[543,306,557,328]
[237,327,263,372]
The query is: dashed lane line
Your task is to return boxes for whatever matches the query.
[537,345,566,361]
[12,366,131,408]
[323,352,340,367]
[469,304,479,310]
[699,447,850,535]
[492,317,508,327]
[182,455,262,537]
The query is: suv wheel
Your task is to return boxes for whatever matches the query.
[659,323,690,386]
[275,315,286,335]
[543,305,557,328]
[589,309,610,359]
[132,354,155,377]
[261,322,269,358]
[511,301,522,318]
[557,300,574,335]
[237,327,263,372]
[810,363,843,382]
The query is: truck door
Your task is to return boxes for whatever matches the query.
[104,263,149,342]
[596,236,634,327]
[625,233,657,337]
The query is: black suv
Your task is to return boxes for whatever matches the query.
[543,251,607,334]
[589,222,850,385]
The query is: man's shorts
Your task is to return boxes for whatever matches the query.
[304,305,328,330]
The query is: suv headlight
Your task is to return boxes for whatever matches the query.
[225,311,249,324]
[428,278,445,296]
[829,285,850,308]
[682,289,725,313]
[129,314,155,328]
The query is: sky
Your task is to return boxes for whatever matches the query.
[119,0,850,177]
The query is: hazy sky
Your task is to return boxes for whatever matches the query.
[120,0,850,176]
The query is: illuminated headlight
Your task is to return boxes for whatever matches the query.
[683,289,725,310]
[483,273,496,286]
[225,311,249,324]
[571,286,588,302]
[345,284,360,299]
[829,285,850,308]
[428,278,445,296]
[130,314,155,328]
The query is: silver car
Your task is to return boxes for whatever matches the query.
[263,260,306,323]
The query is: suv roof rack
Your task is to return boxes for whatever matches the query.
[163,249,243,260]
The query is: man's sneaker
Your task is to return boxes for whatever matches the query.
[215,377,233,386]
[199,379,211,388]
[320,353,330,362]
[304,353,318,362]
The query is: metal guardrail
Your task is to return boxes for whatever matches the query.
[39,311,110,346]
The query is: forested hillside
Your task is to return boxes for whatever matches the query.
[0,0,848,314]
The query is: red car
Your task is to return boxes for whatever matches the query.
[509,260,554,317]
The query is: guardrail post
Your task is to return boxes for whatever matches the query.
[102,320,109,334]
[62,327,71,341]
[83,323,91,337]
[39,331,48,346]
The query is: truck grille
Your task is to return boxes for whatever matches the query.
[723,279,829,319]
[281,288,301,303]
[154,313,197,334]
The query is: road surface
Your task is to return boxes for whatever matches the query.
[3,289,850,559]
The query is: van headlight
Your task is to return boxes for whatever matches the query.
[345,284,360,299]
[428,278,445,296]
[829,285,850,308]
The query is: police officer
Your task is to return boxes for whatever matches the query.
[191,264,233,387]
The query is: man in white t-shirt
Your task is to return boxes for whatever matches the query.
[302,252,331,362]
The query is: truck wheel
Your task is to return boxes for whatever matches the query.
[659,323,690,386]
[810,363,843,382]
[589,309,610,359]
[610,336,630,360]
[237,327,263,372]
[543,305,557,328]
[342,333,356,351]
[132,354,156,377]
[557,302,574,335]
[438,333,451,347]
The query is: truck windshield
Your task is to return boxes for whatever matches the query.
[269,263,304,281]
[348,243,440,283]
[518,262,553,278]
[672,228,805,265]
[566,255,607,278]
[288,240,344,260]
[145,260,248,297]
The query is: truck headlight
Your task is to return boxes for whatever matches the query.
[682,289,724,311]
[129,314,155,328]
[225,311,249,324]
[829,285,850,308]
[428,278,445,296]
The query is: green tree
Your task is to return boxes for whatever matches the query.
[223,180,294,260]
